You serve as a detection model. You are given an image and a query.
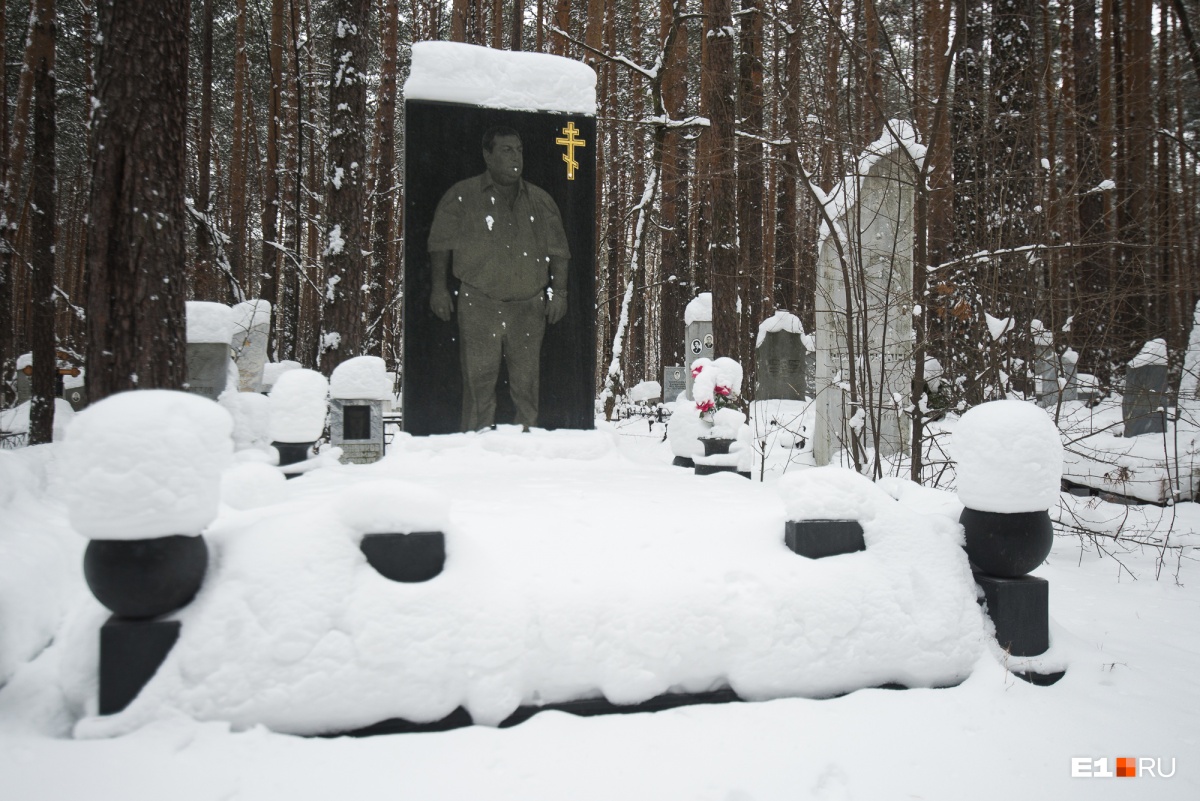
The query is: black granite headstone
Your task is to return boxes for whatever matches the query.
[360,532,446,582]
[403,101,596,435]
[784,519,866,559]
[1123,364,1168,437]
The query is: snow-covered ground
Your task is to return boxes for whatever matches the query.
[1,413,1197,799]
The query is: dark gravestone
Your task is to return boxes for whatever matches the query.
[99,617,181,714]
[403,101,596,434]
[756,331,807,401]
[974,573,1049,657]
[344,405,371,439]
[785,519,866,559]
[360,532,445,582]
[185,343,229,401]
[1123,363,1168,437]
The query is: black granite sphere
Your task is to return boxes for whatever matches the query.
[84,535,209,619]
[960,508,1053,577]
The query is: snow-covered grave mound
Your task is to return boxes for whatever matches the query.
[62,418,988,738]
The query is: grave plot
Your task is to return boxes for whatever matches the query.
[64,423,995,739]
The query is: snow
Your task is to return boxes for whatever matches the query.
[186,301,234,345]
[2,403,1199,800]
[54,390,234,540]
[16,351,32,370]
[218,388,272,452]
[1128,338,1168,368]
[952,400,1064,513]
[0,398,76,441]
[268,369,329,443]
[755,310,813,351]
[984,312,1014,341]
[627,380,661,403]
[262,360,302,391]
[683,292,712,326]
[330,355,392,401]
[230,299,271,335]
[404,41,597,115]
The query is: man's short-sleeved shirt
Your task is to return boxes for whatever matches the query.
[427,172,570,301]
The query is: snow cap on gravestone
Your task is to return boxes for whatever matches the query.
[268,368,329,443]
[685,292,713,326]
[57,390,234,540]
[777,466,894,523]
[338,480,450,535]
[330,355,392,401]
[186,301,234,344]
[952,400,1063,514]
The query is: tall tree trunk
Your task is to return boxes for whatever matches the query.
[1073,0,1107,371]
[320,0,371,374]
[0,0,9,402]
[370,0,399,358]
[658,0,689,375]
[195,0,217,301]
[230,0,249,290]
[1117,0,1152,354]
[704,0,738,358]
[261,0,286,354]
[85,0,191,403]
[737,0,765,385]
[29,0,56,445]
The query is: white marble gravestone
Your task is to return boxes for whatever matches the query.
[1179,301,1200,427]
[230,300,271,393]
[813,123,919,466]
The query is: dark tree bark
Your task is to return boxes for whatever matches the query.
[85,0,191,403]
[260,0,287,352]
[28,0,56,445]
[737,0,765,384]
[319,0,372,374]
[658,0,690,374]
[0,0,9,403]
[369,0,399,358]
[195,0,217,300]
[703,0,739,359]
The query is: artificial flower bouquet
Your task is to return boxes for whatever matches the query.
[691,357,746,438]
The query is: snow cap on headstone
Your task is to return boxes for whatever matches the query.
[1128,338,1168,368]
[756,310,813,350]
[777,466,895,523]
[330,355,392,401]
[262,360,302,391]
[57,390,234,539]
[953,400,1063,513]
[338,480,451,535]
[684,292,712,326]
[186,301,234,344]
[268,368,329,443]
[404,41,597,115]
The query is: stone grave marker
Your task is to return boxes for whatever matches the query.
[230,300,271,393]
[1178,301,1200,426]
[684,292,714,400]
[813,122,916,465]
[185,302,233,401]
[330,356,390,464]
[402,42,596,434]
[15,353,31,404]
[756,310,811,401]
[1123,339,1168,437]
[662,366,687,404]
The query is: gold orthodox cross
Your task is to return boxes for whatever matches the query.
[555,122,585,180]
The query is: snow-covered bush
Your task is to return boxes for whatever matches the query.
[691,357,745,438]
[56,390,234,540]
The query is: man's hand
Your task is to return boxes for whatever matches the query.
[430,285,454,321]
[546,291,568,324]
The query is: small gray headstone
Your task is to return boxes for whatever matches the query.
[684,320,714,400]
[663,366,687,404]
[330,398,385,464]
[15,371,31,404]
[1124,365,1168,436]
[1034,345,1059,407]
[756,331,807,401]
[231,300,271,393]
[63,384,87,411]
[185,343,231,401]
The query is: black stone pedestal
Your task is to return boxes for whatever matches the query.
[99,617,181,714]
[785,520,866,559]
[693,464,751,479]
[672,456,695,468]
[974,572,1049,657]
[361,532,445,582]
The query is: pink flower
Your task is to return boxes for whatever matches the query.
[696,399,715,414]
[691,365,704,378]
[715,385,731,397]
